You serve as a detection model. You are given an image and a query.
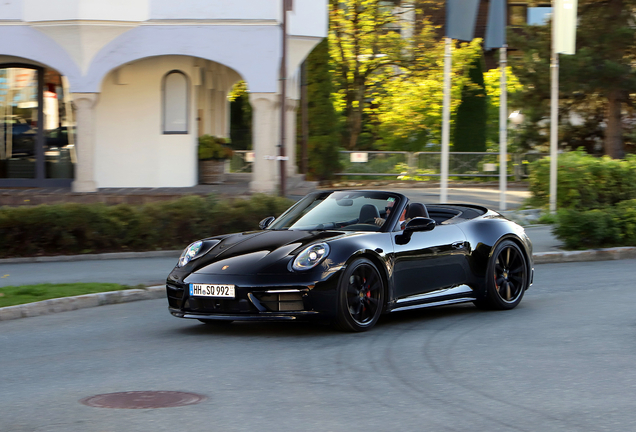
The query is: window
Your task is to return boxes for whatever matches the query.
[528,6,552,25]
[509,4,528,26]
[509,3,552,26]
[0,65,76,185]
[163,71,189,134]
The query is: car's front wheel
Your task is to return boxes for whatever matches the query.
[334,258,385,332]
[475,239,528,310]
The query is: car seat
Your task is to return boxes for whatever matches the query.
[405,202,430,220]
[358,204,380,223]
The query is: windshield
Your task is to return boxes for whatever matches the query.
[268,191,403,232]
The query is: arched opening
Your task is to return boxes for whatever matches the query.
[0,63,76,186]
[93,55,245,188]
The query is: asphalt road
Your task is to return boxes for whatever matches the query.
[390,185,531,210]
[1,259,635,432]
[0,257,176,288]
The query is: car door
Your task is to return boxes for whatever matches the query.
[391,223,469,300]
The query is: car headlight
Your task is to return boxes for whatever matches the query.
[292,243,330,271]
[178,241,203,267]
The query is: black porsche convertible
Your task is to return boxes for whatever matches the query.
[166,190,533,331]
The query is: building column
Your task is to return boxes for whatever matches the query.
[209,89,217,136]
[204,87,213,136]
[249,92,279,193]
[225,94,231,139]
[215,90,227,137]
[285,98,299,177]
[71,93,99,192]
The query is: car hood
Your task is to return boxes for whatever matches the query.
[190,230,351,275]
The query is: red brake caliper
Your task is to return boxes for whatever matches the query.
[362,278,367,310]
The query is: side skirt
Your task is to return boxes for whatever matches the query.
[388,285,477,313]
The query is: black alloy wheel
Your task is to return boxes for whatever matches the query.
[475,239,528,310]
[335,258,385,332]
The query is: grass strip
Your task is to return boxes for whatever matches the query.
[0,283,144,308]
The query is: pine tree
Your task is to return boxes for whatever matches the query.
[509,0,636,157]
[453,55,487,152]
[301,39,341,180]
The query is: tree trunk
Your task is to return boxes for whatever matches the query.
[346,86,365,150]
[604,89,624,159]
[348,109,362,150]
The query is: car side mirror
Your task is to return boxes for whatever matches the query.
[404,217,436,233]
[259,216,275,230]
[395,217,436,245]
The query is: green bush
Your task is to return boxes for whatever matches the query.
[529,150,636,210]
[553,199,636,249]
[198,135,233,160]
[0,194,293,258]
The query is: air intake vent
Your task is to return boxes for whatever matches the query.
[252,292,304,312]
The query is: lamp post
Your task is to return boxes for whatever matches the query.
[279,0,291,197]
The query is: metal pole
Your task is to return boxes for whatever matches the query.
[499,45,508,211]
[549,6,559,214]
[279,1,288,197]
[301,60,308,176]
[440,37,452,203]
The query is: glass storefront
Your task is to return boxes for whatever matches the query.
[0,65,76,186]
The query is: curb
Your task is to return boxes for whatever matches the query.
[2,247,636,322]
[0,286,166,322]
[533,247,636,264]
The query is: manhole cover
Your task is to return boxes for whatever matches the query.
[80,391,206,409]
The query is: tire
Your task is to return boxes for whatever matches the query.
[334,258,385,332]
[475,240,528,310]
[198,319,233,326]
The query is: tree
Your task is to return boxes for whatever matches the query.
[483,66,523,151]
[508,0,636,157]
[229,81,252,150]
[453,55,487,152]
[300,39,341,181]
[375,37,483,151]
[567,0,636,158]
[329,0,408,150]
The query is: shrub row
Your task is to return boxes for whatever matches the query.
[0,194,293,258]
[554,199,636,250]
[529,150,636,210]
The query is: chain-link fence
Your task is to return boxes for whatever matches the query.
[229,150,550,180]
[338,151,549,180]
[336,151,410,176]
[229,150,253,173]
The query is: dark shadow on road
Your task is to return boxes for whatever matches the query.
[165,302,501,338]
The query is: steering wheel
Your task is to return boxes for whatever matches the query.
[335,218,360,228]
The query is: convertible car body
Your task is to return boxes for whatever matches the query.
[166,190,533,331]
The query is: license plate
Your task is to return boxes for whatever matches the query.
[189,284,235,298]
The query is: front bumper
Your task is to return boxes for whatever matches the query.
[169,308,321,321]
[166,271,341,322]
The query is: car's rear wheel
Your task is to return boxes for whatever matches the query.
[475,239,528,310]
[334,258,384,332]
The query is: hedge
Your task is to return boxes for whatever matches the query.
[554,199,636,250]
[0,194,293,258]
[529,150,636,210]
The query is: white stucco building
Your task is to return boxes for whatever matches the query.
[0,0,327,192]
